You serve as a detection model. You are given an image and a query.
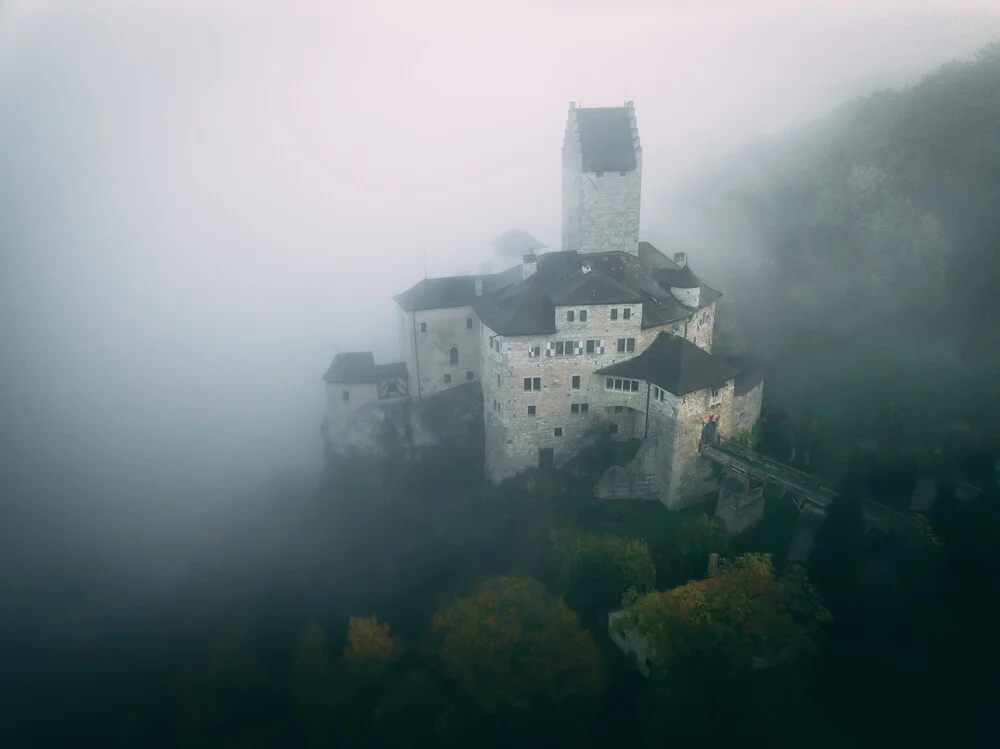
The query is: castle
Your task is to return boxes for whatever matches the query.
[323,102,763,509]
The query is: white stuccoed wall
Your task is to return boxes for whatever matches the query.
[398,304,482,399]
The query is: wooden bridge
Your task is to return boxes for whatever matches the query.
[700,438,838,512]
[701,437,922,533]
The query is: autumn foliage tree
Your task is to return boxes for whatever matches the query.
[429,576,605,746]
[614,554,831,748]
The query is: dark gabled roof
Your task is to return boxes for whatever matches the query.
[401,243,718,338]
[596,332,739,396]
[548,271,644,306]
[654,265,701,290]
[575,107,636,172]
[638,241,681,270]
[724,354,765,396]
[323,352,408,384]
[394,265,521,312]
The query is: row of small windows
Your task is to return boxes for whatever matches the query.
[538,338,633,357]
[443,371,476,385]
[594,170,629,178]
[606,377,641,392]
[565,307,632,323]
[526,402,625,418]
[652,384,668,401]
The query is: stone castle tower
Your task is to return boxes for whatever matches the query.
[561,101,643,255]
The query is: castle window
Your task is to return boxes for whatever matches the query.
[617,338,636,353]
[585,340,595,354]
[420,321,427,333]
[554,427,563,437]
[467,317,473,329]
[342,390,350,402]
[614,406,624,413]
[571,404,579,414]
[466,371,474,381]
[623,308,631,320]
[571,375,581,390]
[595,171,604,178]
[619,170,626,177]
[607,377,641,392]
[531,346,540,357]
[524,377,541,392]
[581,403,589,414]
[579,310,588,322]
[444,374,452,384]
[611,308,618,321]
[567,310,575,322]
[610,423,619,434]
[555,341,565,356]
[527,405,536,416]
[450,347,458,365]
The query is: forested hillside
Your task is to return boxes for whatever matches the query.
[678,42,1000,459]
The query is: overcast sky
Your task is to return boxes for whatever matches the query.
[1,0,997,588]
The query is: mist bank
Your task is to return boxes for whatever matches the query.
[648,42,1000,455]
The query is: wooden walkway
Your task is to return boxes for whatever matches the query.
[700,438,838,511]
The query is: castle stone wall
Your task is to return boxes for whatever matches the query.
[402,305,481,399]
[664,380,736,508]
[561,105,642,255]
[577,167,642,255]
[482,316,659,482]
[685,301,716,353]
[732,380,764,435]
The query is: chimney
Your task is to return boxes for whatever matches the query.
[673,252,687,268]
[522,253,538,281]
[475,278,483,296]
[707,552,719,578]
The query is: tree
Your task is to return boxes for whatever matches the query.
[613,554,831,747]
[428,577,605,746]
[289,621,337,748]
[552,532,655,617]
[674,513,734,581]
[343,616,402,667]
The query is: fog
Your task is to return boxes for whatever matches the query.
[1,0,998,599]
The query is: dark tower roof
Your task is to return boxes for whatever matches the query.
[575,107,636,172]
